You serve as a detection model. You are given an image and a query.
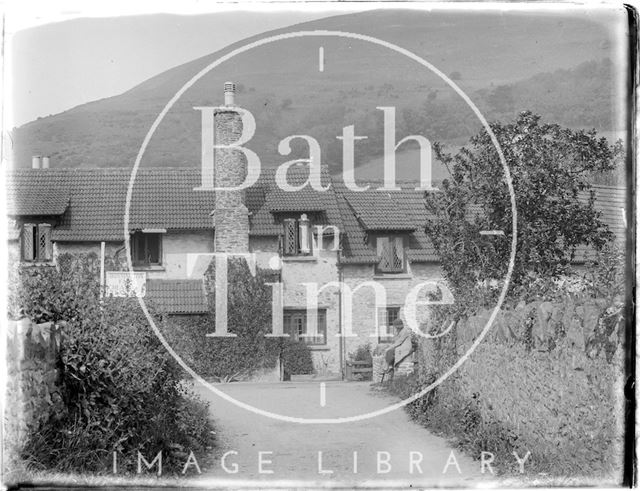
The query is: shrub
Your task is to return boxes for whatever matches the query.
[11,254,215,474]
[279,339,314,377]
[161,257,315,381]
[347,343,373,381]
[349,343,373,363]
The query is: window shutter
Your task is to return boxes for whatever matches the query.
[298,214,311,254]
[22,223,35,261]
[283,219,298,255]
[393,236,405,270]
[38,224,52,261]
[377,236,390,271]
[376,236,388,258]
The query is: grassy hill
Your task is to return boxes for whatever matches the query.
[12,9,622,173]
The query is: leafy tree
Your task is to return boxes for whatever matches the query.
[426,111,621,304]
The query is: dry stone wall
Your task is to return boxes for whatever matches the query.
[4,319,63,473]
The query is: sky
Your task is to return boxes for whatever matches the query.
[7,2,367,127]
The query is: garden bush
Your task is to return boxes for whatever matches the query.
[349,343,373,364]
[279,338,314,378]
[347,343,373,381]
[10,253,215,474]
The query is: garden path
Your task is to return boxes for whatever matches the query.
[191,380,492,486]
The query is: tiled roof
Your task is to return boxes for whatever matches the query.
[334,181,438,263]
[250,166,343,236]
[581,186,627,246]
[573,185,628,262]
[5,169,70,216]
[5,168,626,266]
[5,168,215,241]
[145,279,208,314]
[263,165,332,212]
[344,192,417,231]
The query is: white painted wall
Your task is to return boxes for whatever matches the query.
[156,230,214,279]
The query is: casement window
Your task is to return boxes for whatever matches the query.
[283,309,327,346]
[283,214,312,256]
[375,235,406,274]
[21,223,52,262]
[377,306,401,343]
[131,232,162,266]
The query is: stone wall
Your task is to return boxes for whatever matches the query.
[213,109,250,252]
[416,295,626,477]
[4,318,63,474]
[341,262,444,358]
[253,234,341,376]
[280,243,341,376]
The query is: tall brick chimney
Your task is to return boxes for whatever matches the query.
[213,82,250,252]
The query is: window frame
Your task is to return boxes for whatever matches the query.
[374,234,407,274]
[21,223,52,263]
[377,306,401,344]
[282,214,313,257]
[283,308,327,346]
[131,232,163,267]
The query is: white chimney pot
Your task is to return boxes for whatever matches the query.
[224,81,236,106]
[32,155,41,169]
[42,156,50,169]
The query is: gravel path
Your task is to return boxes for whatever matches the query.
[191,380,490,487]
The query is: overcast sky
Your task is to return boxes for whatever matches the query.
[7,5,358,127]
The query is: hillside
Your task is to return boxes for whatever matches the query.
[12,9,622,172]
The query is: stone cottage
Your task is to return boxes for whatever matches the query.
[5,86,626,378]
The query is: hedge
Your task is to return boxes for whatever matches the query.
[9,253,215,474]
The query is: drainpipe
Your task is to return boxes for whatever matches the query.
[100,241,105,297]
[337,243,345,381]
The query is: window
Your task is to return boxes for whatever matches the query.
[376,235,406,274]
[283,309,327,346]
[21,223,52,262]
[131,232,162,266]
[283,214,312,256]
[377,306,401,343]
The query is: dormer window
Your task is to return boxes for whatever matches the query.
[283,214,312,256]
[375,235,406,274]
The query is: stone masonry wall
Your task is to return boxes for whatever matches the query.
[213,109,249,252]
[4,319,63,474]
[341,262,444,358]
[252,234,341,376]
[416,295,625,476]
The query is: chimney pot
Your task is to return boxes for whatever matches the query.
[224,81,236,106]
[42,156,50,169]
[32,155,42,169]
